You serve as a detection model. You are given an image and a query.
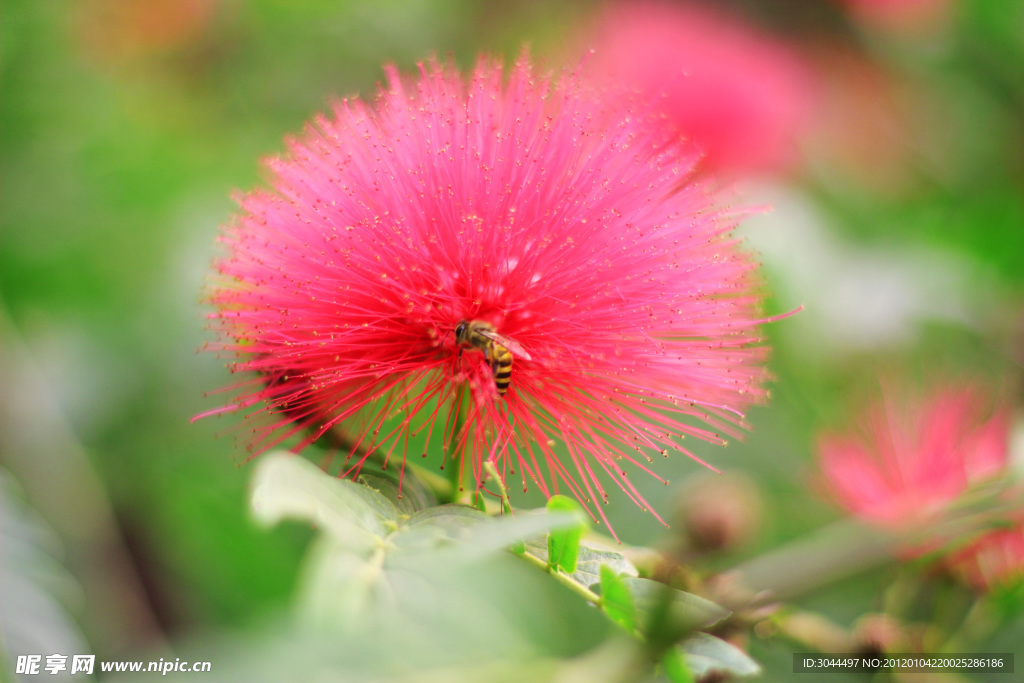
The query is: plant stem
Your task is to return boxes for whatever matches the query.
[730,502,1009,606]
[444,386,469,504]
[731,519,900,603]
[484,460,513,514]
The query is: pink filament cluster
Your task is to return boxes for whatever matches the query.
[818,384,1009,528]
[203,57,770,530]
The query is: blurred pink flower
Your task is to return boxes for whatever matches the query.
[201,57,772,530]
[584,1,815,178]
[948,525,1024,592]
[818,383,1009,528]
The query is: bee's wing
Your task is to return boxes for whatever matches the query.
[477,329,532,361]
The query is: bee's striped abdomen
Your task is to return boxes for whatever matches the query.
[456,320,526,400]
[489,344,513,396]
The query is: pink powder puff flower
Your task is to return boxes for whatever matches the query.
[584,1,815,178]
[818,383,1010,529]
[200,56,772,533]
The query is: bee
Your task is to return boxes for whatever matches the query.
[454,320,532,397]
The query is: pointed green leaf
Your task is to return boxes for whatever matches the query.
[546,496,587,574]
[598,565,637,632]
[622,577,730,645]
[680,633,761,678]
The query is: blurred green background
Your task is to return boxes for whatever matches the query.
[1,0,1022,678]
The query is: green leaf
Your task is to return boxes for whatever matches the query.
[396,508,582,567]
[546,496,587,574]
[660,647,695,683]
[296,537,387,630]
[356,471,436,516]
[680,633,761,679]
[573,545,639,590]
[598,565,637,632]
[386,506,488,556]
[622,578,730,645]
[525,540,639,592]
[296,549,615,670]
[406,504,487,538]
[250,453,399,552]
